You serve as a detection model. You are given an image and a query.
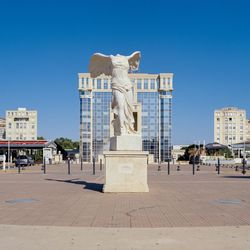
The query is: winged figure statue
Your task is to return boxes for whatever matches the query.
[89,51,141,136]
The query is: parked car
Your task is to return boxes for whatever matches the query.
[15,155,35,167]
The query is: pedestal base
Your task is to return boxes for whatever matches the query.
[103,151,149,193]
[110,135,142,151]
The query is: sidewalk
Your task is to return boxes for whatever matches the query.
[0,224,250,250]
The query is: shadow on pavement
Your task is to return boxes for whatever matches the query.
[223,176,250,179]
[45,178,103,192]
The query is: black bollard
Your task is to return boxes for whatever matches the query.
[100,159,103,171]
[197,165,200,171]
[158,164,161,171]
[217,158,220,175]
[93,156,95,175]
[242,158,246,175]
[177,165,180,171]
[18,162,21,174]
[43,157,46,174]
[167,160,170,175]
[68,158,71,175]
[80,157,83,171]
[235,165,238,171]
[192,160,195,175]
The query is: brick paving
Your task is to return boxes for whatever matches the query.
[0,163,250,228]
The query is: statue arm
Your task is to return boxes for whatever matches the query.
[127,51,141,71]
[89,53,112,78]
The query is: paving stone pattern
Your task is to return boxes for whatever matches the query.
[0,164,250,228]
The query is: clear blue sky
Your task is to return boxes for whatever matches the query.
[0,0,249,144]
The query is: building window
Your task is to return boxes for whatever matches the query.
[217,118,220,121]
[104,79,108,89]
[167,77,171,86]
[82,78,85,88]
[150,79,155,89]
[137,79,142,89]
[163,78,166,88]
[16,123,19,129]
[144,79,148,89]
[86,78,89,88]
[8,123,11,128]
[92,79,96,89]
[97,79,101,89]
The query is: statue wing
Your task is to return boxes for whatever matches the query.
[89,53,112,78]
[127,51,141,71]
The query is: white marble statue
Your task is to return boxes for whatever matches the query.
[89,51,141,136]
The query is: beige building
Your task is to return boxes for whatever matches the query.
[5,108,37,141]
[0,118,6,140]
[214,107,247,145]
[246,119,250,141]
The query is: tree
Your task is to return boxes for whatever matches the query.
[37,136,45,140]
[54,137,79,150]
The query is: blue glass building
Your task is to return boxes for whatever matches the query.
[79,73,173,163]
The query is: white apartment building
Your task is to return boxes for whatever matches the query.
[5,108,37,141]
[214,107,247,145]
[0,118,6,140]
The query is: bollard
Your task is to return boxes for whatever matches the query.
[177,165,180,171]
[18,161,21,174]
[68,158,71,175]
[167,160,170,175]
[235,165,238,171]
[158,164,161,171]
[3,155,6,171]
[217,158,220,175]
[192,161,195,175]
[43,157,46,174]
[242,158,246,175]
[80,157,83,171]
[197,165,200,171]
[100,159,102,171]
[93,156,96,175]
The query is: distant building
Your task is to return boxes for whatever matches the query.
[5,108,37,141]
[171,145,188,162]
[0,118,6,140]
[214,107,247,145]
[79,72,173,163]
[246,119,250,142]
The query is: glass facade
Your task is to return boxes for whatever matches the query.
[92,92,112,158]
[80,91,91,162]
[138,92,159,161]
[79,73,173,162]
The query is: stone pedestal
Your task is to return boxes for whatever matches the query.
[103,151,149,193]
[110,135,142,151]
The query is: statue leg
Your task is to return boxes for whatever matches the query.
[113,90,126,135]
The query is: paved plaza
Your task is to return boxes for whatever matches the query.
[0,163,250,249]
